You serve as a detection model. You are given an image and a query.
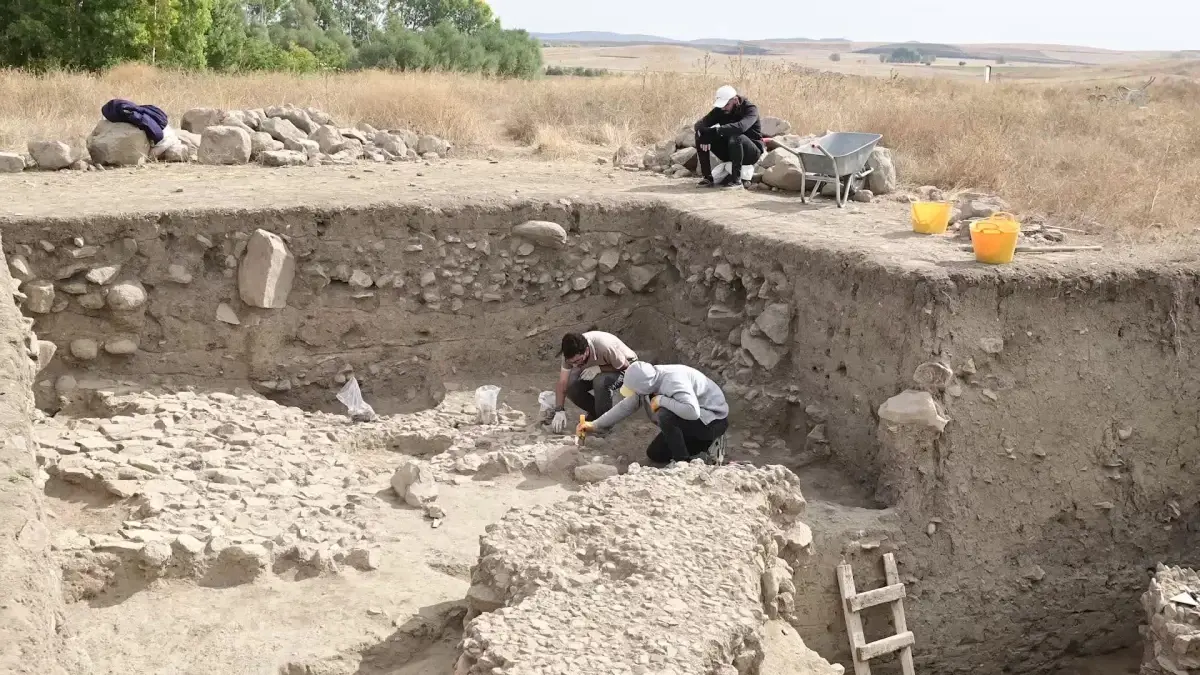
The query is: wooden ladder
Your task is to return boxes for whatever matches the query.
[836,553,916,675]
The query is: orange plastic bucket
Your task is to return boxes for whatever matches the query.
[910,201,952,234]
[970,213,1020,264]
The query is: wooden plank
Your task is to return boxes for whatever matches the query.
[836,563,873,675]
[884,553,916,675]
[847,583,907,613]
[857,631,915,661]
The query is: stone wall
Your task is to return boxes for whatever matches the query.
[1140,564,1200,675]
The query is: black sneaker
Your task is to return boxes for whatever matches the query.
[717,176,748,189]
[698,177,716,187]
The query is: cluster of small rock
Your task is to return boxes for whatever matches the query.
[611,117,899,202]
[0,103,451,173]
[455,462,813,675]
[910,186,1072,245]
[39,389,403,587]
[1140,564,1200,675]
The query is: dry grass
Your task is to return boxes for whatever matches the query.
[3,62,1200,232]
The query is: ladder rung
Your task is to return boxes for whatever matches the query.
[847,583,907,612]
[857,631,915,661]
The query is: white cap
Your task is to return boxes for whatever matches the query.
[712,85,737,108]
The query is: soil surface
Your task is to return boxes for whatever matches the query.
[4,159,1198,277]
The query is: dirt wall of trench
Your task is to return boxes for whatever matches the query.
[0,232,86,675]
[5,199,1200,674]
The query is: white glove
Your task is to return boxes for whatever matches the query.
[580,366,602,381]
[551,410,568,433]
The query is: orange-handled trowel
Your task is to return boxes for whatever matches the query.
[575,414,587,446]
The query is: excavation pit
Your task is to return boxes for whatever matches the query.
[2,161,1195,675]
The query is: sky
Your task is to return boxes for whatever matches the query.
[486,0,1198,52]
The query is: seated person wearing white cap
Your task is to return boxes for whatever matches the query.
[692,85,764,189]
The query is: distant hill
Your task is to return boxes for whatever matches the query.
[853,42,1081,65]
[532,31,680,44]
[532,32,776,55]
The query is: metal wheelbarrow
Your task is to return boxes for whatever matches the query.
[775,132,883,208]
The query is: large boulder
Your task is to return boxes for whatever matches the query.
[612,144,643,170]
[198,126,252,165]
[309,125,345,154]
[760,117,792,137]
[642,140,674,171]
[866,147,897,195]
[220,110,258,131]
[674,125,696,149]
[416,134,451,157]
[250,131,283,158]
[0,152,23,173]
[283,137,320,156]
[512,221,568,249]
[86,120,150,167]
[260,117,307,144]
[259,150,307,167]
[759,147,801,171]
[266,106,319,134]
[762,162,807,192]
[181,108,225,134]
[238,229,295,309]
[27,140,75,170]
[374,132,407,157]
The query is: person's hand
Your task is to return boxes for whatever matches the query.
[581,365,601,381]
[649,396,662,413]
[551,410,568,433]
[699,144,710,152]
[576,419,595,436]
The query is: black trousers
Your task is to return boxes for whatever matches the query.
[695,131,762,182]
[646,409,729,464]
[566,370,623,421]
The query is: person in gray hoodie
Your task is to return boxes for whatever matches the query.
[576,361,729,465]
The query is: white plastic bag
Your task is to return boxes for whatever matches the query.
[336,376,378,422]
[476,385,501,425]
[711,161,755,184]
[537,391,556,415]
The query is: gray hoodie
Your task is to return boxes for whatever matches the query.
[592,362,729,430]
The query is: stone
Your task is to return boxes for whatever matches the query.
[260,150,307,167]
[283,137,320,156]
[167,264,193,284]
[86,120,150,166]
[598,249,620,273]
[78,293,105,310]
[760,117,792,137]
[103,337,138,355]
[913,362,955,390]
[574,463,619,483]
[85,265,120,285]
[214,544,272,583]
[238,229,295,309]
[534,444,579,475]
[216,303,238,324]
[612,144,643,169]
[28,140,75,170]
[980,337,1005,354]
[250,131,283,157]
[70,339,99,361]
[759,147,801,170]
[416,135,451,156]
[707,305,744,332]
[24,280,54,313]
[34,340,56,370]
[627,266,660,293]
[391,461,438,508]
[220,110,257,131]
[755,303,793,345]
[878,390,949,432]
[642,140,674,169]
[181,108,225,134]
[309,125,345,154]
[273,106,318,134]
[866,147,897,195]
[762,163,807,192]
[346,547,381,571]
[374,132,407,157]
[741,329,786,370]
[199,126,252,165]
[670,147,697,167]
[851,189,874,203]
[512,221,568,248]
[674,125,696,149]
[8,255,33,282]
[260,117,307,144]
[107,280,147,310]
[177,129,202,151]
[0,151,25,173]
[349,270,373,288]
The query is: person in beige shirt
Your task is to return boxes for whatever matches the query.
[549,330,637,433]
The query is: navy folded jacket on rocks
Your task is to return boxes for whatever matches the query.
[101,99,169,145]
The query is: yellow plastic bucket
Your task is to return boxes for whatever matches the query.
[910,201,952,234]
[970,213,1020,264]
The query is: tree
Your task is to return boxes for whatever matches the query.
[205,0,249,69]
[886,47,922,64]
[389,0,495,33]
[828,52,841,62]
[169,0,215,68]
